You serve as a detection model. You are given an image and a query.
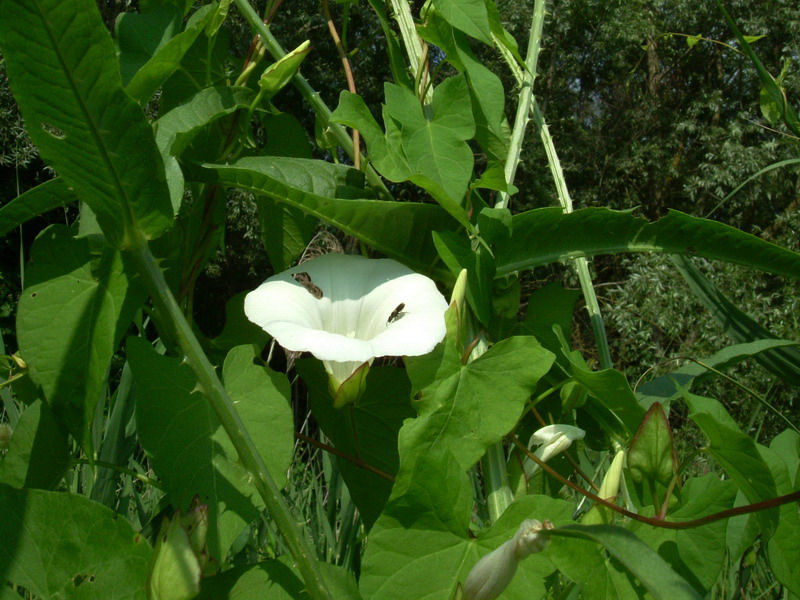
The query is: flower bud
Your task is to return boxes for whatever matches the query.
[463,519,553,600]
[330,361,370,409]
[147,515,201,600]
[523,424,585,479]
[598,450,625,502]
[582,449,626,525]
[147,501,211,600]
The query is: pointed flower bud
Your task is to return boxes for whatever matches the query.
[462,519,553,600]
[598,449,625,502]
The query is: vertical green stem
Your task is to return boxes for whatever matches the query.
[495,0,546,210]
[127,235,333,600]
[386,0,431,101]
[493,0,614,369]
[480,0,547,522]
[232,0,391,199]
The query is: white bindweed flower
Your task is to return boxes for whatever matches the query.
[244,253,448,407]
[523,424,585,479]
[462,519,554,600]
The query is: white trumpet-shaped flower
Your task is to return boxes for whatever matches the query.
[244,253,448,406]
[523,424,585,479]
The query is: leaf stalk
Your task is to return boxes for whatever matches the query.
[127,234,333,600]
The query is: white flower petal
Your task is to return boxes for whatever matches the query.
[244,253,448,385]
[530,424,585,446]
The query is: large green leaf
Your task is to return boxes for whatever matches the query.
[419,11,509,160]
[684,393,778,537]
[360,451,572,600]
[630,475,736,594]
[431,0,493,45]
[17,226,145,453]
[0,484,151,599]
[296,359,414,529]
[548,525,702,600]
[383,76,475,220]
[0,0,173,247]
[123,5,216,104]
[187,157,456,278]
[402,311,555,470]
[0,179,75,238]
[636,339,798,408]
[671,255,800,387]
[129,339,293,559]
[0,399,69,490]
[496,208,800,281]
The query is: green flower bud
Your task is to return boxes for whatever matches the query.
[147,511,203,600]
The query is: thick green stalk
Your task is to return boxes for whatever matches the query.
[232,0,391,199]
[479,1,547,521]
[127,235,333,600]
[386,0,431,101]
[482,443,514,521]
[495,0,546,210]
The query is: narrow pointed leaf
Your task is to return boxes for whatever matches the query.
[548,525,702,600]
[124,5,216,104]
[0,179,75,238]
[684,393,778,537]
[188,157,457,278]
[496,208,800,282]
[671,255,800,386]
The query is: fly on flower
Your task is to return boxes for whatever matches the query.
[244,253,448,408]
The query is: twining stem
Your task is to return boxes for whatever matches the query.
[231,0,390,198]
[533,100,613,369]
[295,432,395,482]
[510,434,800,530]
[321,0,361,168]
[127,234,332,600]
